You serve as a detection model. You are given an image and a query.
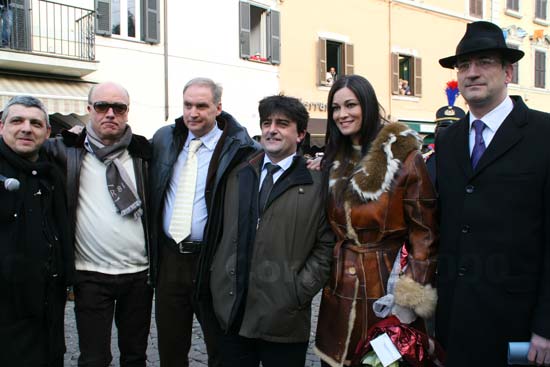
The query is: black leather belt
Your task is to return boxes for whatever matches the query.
[176,240,203,254]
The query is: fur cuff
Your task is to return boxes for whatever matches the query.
[393,276,437,319]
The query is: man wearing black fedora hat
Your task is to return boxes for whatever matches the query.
[435,21,550,366]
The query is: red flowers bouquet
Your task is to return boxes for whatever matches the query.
[352,316,445,367]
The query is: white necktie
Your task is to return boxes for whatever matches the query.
[169,139,202,243]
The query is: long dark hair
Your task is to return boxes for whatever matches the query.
[322,75,385,169]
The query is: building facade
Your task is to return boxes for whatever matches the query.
[1,0,548,139]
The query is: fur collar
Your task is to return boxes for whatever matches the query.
[330,122,421,205]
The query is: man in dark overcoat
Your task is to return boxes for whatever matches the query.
[0,95,73,366]
[435,21,550,366]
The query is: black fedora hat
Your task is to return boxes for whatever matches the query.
[439,21,525,69]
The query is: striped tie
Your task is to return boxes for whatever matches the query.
[169,139,202,243]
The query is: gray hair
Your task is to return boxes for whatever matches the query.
[1,95,50,127]
[183,77,223,104]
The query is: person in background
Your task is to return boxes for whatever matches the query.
[0,0,13,48]
[0,95,74,366]
[326,67,337,86]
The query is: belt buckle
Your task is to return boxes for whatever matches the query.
[178,242,186,254]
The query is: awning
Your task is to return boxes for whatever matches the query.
[0,74,94,116]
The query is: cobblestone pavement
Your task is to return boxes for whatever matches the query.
[64,293,322,367]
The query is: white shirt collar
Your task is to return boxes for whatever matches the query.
[185,122,223,151]
[469,96,514,133]
[262,153,296,172]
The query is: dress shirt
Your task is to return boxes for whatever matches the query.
[469,96,514,156]
[259,153,296,189]
[163,124,223,241]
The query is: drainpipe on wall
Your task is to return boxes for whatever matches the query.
[164,0,169,121]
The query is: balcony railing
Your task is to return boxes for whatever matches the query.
[3,0,95,61]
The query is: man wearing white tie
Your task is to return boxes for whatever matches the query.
[150,78,258,367]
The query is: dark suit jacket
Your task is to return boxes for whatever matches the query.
[435,96,550,367]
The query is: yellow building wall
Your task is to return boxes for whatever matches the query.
[279,0,550,139]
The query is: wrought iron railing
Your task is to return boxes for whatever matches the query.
[2,0,95,61]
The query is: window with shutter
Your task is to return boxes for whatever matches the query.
[317,38,351,86]
[95,0,159,43]
[469,0,483,18]
[239,1,280,65]
[536,0,547,19]
[535,51,546,88]
[392,53,421,97]
[507,0,519,11]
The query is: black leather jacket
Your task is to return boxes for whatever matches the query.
[44,130,153,281]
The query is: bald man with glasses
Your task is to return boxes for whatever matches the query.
[45,82,154,367]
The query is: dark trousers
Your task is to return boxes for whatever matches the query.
[155,244,222,367]
[74,270,153,367]
[220,332,308,367]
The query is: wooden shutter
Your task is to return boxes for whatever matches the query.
[318,38,327,85]
[143,0,160,43]
[11,0,31,51]
[239,1,251,59]
[95,0,111,36]
[507,0,519,11]
[345,43,354,76]
[414,57,422,97]
[540,0,548,19]
[391,53,399,95]
[470,0,482,18]
[535,51,546,88]
[268,9,280,64]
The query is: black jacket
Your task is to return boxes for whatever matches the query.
[44,129,153,280]
[149,111,258,287]
[0,138,73,366]
[435,96,550,366]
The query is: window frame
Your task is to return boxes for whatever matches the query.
[317,38,354,86]
[94,0,160,43]
[391,53,422,97]
[239,1,281,65]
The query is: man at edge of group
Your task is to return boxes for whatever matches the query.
[46,82,154,367]
[0,95,74,366]
[150,77,258,367]
[207,94,334,367]
[436,20,550,367]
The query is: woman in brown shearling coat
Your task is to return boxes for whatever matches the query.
[314,75,438,367]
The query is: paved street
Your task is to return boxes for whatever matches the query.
[64,293,322,366]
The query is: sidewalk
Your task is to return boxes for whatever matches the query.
[64,293,323,366]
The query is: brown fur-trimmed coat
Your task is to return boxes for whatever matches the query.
[315,123,438,367]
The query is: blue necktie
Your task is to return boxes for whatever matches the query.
[471,119,486,169]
